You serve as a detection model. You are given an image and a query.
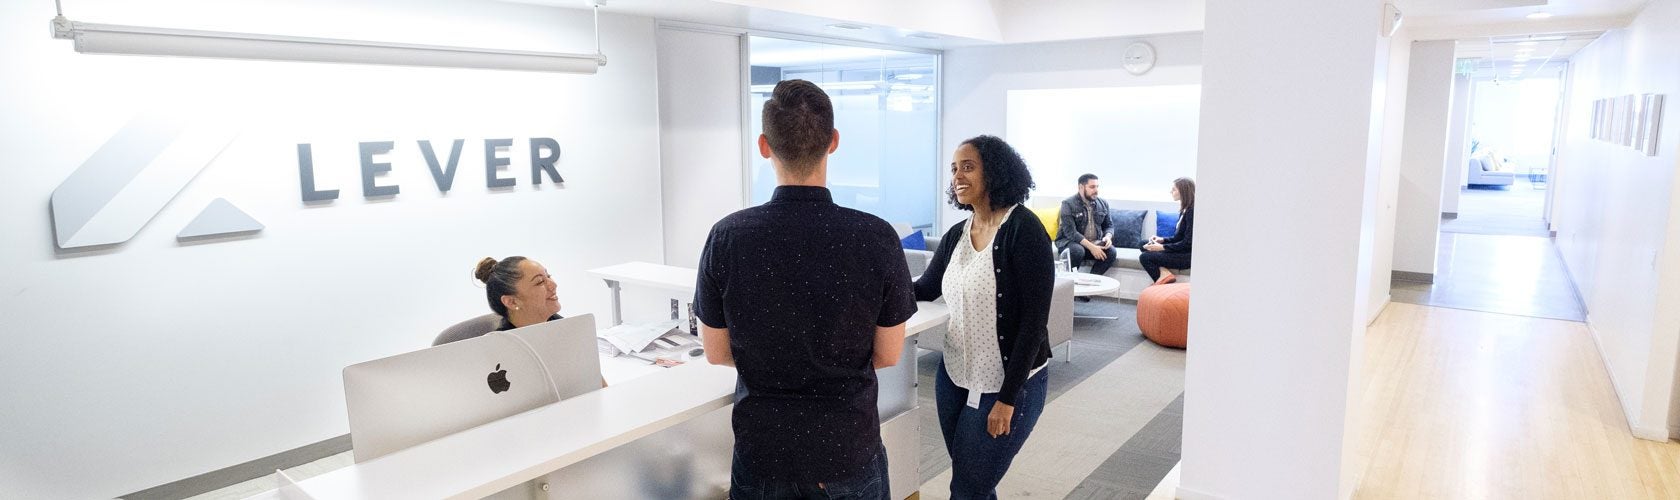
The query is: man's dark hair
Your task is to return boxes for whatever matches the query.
[761,79,834,178]
[948,135,1036,212]
[1078,173,1099,186]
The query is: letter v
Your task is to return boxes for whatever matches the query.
[419,139,465,192]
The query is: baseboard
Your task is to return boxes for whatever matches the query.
[121,434,351,500]
[1582,317,1652,442]
[1368,295,1391,326]
[1670,423,1679,440]
[1441,212,1458,220]
[1391,270,1433,284]
[1632,424,1672,441]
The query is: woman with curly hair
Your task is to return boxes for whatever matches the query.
[913,135,1053,498]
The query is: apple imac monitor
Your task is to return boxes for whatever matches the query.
[494,313,604,400]
[343,332,556,462]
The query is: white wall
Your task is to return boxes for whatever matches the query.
[1394,40,1457,277]
[1180,0,1389,497]
[1552,0,1680,440]
[940,33,1203,230]
[715,0,1005,41]
[995,0,1205,44]
[1471,78,1566,170]
[0,1,664,497]
[1366,31,1414,324]
[1442,73,1473,215]
[658,27,746,268]
[1005,85,1201,203]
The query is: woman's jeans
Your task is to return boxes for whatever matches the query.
[935,360,1048,500]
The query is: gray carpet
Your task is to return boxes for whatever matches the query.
[1391,232,1586,322]
[1065,394,1185,500]
[914,297,1179,497]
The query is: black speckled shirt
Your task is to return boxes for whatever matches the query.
[694,185,918,483]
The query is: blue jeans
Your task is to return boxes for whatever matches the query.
[729,442,889,500]
[935,361,1048,500]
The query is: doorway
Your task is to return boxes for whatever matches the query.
[1445,76,1562,237]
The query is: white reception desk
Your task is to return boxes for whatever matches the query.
[254,262,946,499]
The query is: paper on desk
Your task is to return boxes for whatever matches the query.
[620,332,701,366]
[597,319,683,354]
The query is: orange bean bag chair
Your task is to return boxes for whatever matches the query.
[1137,276,1190,349]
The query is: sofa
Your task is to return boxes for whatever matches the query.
[1467,156,1514,187]
[903,250,1076,361]
[927,197,1193,300]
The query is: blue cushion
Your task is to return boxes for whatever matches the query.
[901,231,927,251]
[1109,209,1147,249]
[1156,210,1181,239]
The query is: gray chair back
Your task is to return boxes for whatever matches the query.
[904,249,935,277]
[432,313,503,346]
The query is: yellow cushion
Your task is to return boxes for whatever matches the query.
[1032,206,1060,240]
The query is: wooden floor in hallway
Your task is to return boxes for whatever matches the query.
[1351,303,1680,499]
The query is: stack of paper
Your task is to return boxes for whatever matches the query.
[596,319,684,356]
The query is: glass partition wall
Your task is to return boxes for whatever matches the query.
[747,36,940,232]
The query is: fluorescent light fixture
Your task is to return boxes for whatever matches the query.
[905,33,940,40]
[1526,12,1553,19]
[827,23,870,31]
[50,14,606,73]
[1517,41,1539,46]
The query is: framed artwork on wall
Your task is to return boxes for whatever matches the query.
[1590,99,1601,139]
[1633,95,1649,151]
[1608,97,1620,144]
[1643,94,1664,156]
[1619,94,1632,147]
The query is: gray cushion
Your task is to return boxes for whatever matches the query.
[1109,209,1147,249]
[1111,248,1144,270]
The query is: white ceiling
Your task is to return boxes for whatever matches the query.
[1403,0,1547,16]
[501,0,997,50]
[1456,33,1591,80]
[1403,0,1646,39]
[501,0,1650,63]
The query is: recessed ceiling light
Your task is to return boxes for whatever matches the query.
[1527,12,1553,20]
[827,23,869,31]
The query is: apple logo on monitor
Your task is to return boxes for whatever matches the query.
[487,363,511,394]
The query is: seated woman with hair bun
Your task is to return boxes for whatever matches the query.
[476,256,607,387]
[475,256,563,331]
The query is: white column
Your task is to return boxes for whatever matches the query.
[1441,73,1473,215]
[1393,40,1457,277]
[1182,0,1391,498]
[656,28,745,268]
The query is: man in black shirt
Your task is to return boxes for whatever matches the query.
[695,79,918,500]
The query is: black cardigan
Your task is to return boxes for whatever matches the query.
[1161,207,1193,253]
[913,205,1054,406]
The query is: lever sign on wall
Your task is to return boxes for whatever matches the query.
[296,138,564,202]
